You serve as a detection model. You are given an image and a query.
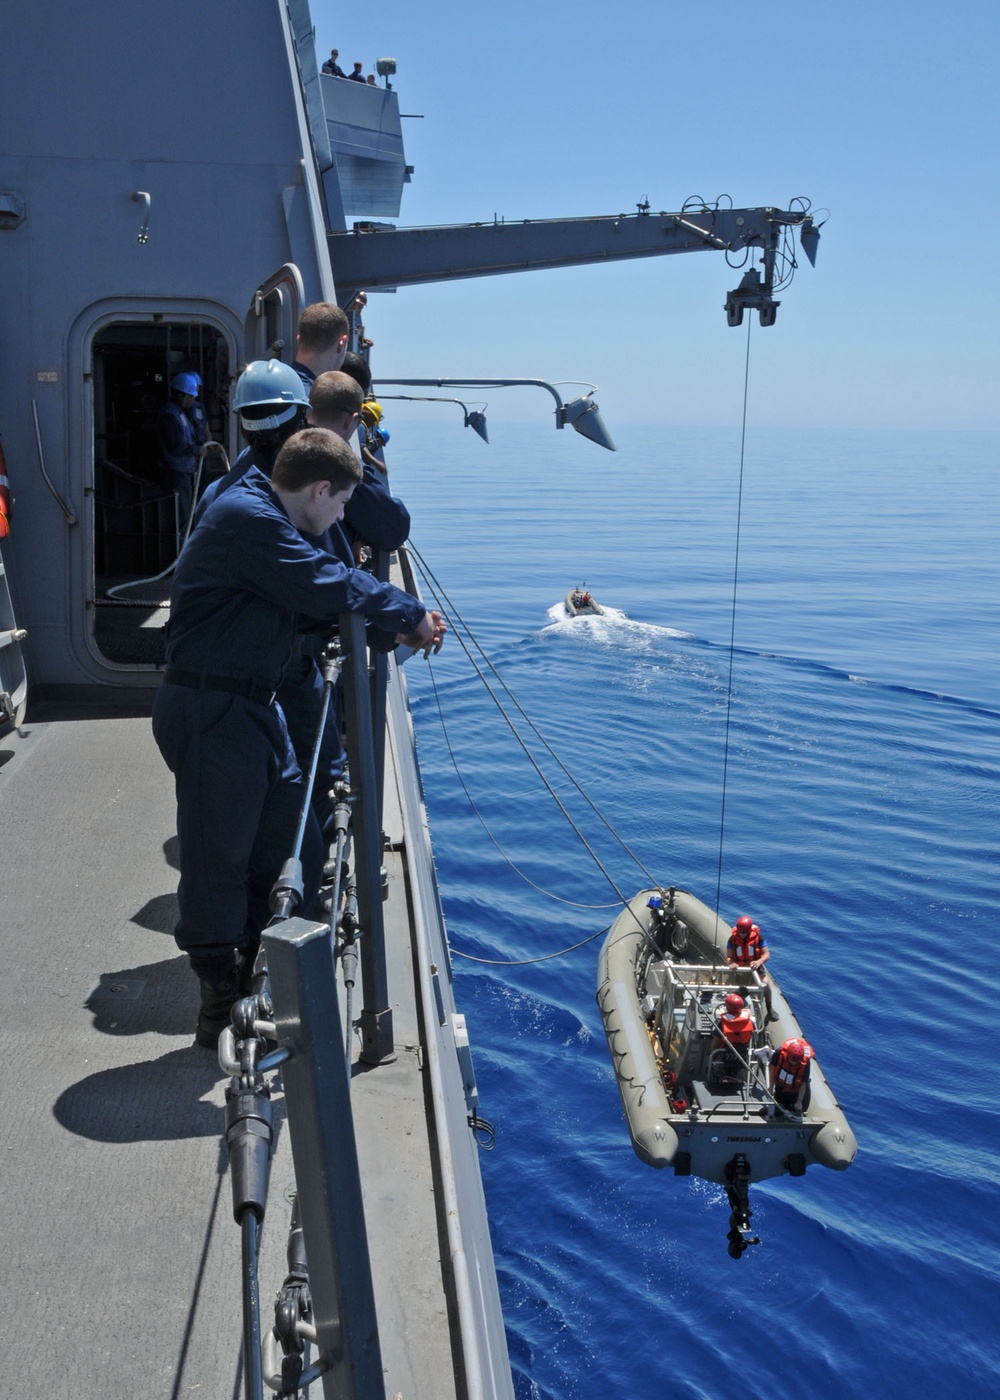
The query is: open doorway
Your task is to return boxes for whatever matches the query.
[91,319,231,666]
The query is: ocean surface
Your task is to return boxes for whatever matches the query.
[389,420,999,1400]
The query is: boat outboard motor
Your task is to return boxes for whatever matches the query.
[724,1155,761,1259]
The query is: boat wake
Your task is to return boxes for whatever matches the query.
[539,604,999,720]
[545,600,693,640]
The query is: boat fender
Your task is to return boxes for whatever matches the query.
[809,1118,858,1171]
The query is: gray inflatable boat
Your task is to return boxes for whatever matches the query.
[565,586,603,616]
[597,886,856,1254]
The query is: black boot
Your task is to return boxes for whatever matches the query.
[237,940,261,998]
[189,951,241,1048]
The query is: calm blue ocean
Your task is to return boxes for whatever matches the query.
[390,421,1000,1399]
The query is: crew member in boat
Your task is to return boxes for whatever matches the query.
[152,427,445,1047]
[769,1038,813,1114]
[712,992,756,1084]
[290,302,350,393]
[726,914,776,1021]
[716,993,755,1047]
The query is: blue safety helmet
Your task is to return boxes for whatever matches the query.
[171,372,201,397]
[234,359,310,432]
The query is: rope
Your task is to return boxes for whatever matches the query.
[105,446,228,605]
[714,314,753,921]
[451,922,612,966]
[424,661,623,910]
[409,543,662,904]
[409,545,630,903]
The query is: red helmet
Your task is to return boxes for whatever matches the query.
[725,994,745,1012]
[735,916,754,932]
[784,1038,808,1061]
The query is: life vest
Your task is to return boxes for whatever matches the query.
[719,1009,755,1046]
[773,1043,813,1095]
[727,924,765,965]
[0,435,10,538]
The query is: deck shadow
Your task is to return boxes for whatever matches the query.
[87,955,194,1036]
[53,1045,226,1142]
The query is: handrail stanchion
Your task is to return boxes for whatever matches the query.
[262,916,385,1400]
[369,547,391,833]
[338,608,395,1064]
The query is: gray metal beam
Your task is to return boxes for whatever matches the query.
[329,207,810,290]
[339,609,395,1064]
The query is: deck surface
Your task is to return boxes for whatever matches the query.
[0,707,458,1398]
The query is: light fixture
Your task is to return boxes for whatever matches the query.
[372,378,616,451]
[377,394,489,443]
[555,391,616,451]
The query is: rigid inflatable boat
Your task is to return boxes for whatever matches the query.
[565,587,603,616]
[597,887,856,1254]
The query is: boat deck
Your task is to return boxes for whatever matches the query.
[0,700,462,1398]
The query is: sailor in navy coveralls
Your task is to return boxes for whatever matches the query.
[152,427,445,1045]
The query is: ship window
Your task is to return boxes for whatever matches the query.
[91,320,230,667]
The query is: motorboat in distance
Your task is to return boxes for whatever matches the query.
[597,886,856,1255]
[565,586,603,616]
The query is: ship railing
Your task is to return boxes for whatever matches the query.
[217,559,508,1400]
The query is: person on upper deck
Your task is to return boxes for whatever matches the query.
[291,302,350,393]
[348,61,367,82]
[152,427,445,1049]
[727,914,777,1021]
[322,48,346,77]
[770,1037,814,1114]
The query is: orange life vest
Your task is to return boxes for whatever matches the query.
[0,436,10,538]
[773,1043,813,1095]
[727,924,764,966]
[719,1010,755,1046]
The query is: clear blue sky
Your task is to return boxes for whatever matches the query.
[316,0,998,432]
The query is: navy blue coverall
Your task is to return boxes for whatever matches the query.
[157,399,199,525]
[194,438,411,840]
[152,466,424,958]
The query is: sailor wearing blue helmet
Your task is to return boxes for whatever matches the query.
[157,371,209,531]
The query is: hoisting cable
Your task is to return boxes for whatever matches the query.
[714,313,753,922]
[408,542,662,904]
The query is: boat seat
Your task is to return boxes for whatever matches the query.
[707,1046,747,1085]
[690,1079,750,1113]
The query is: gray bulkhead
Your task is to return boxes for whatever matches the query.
[0,0,333,690]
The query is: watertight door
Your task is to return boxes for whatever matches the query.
[244,263,306,364]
